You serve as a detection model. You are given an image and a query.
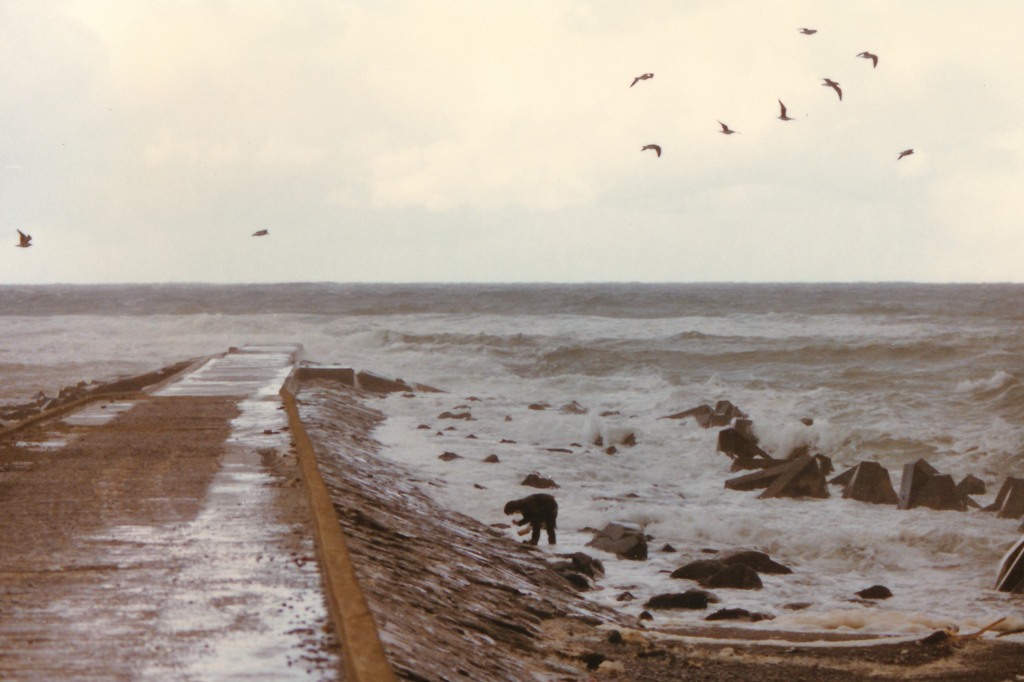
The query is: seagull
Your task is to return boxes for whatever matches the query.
[15,229,31,248]
[857,51,879,68]
[897,149,914,160]
[718,121,738,135]
[822,78,842,101]
[641,144,661,157]
[630,73,654,87]
[252,229,269,237]
[777,100,795,121]
[798,28,817,35]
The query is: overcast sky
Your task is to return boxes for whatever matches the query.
[2,1,1022,284]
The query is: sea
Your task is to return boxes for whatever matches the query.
[3,282,1024,638]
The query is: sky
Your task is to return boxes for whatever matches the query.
[1,1,1022,284]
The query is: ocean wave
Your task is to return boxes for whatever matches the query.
[955,370,1019,395]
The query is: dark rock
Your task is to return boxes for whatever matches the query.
[416,424,431,430]
[784,602,813,611]
[586,522,648,560]
[856,585,893,600]
[800,417,814,426]
[670,559,727,581]
[521,473,559,489]
[604,446,618,455]
[919,630,953,645]
[582,653,605,670]
[438,451,461,461]
[705,608,773,622]
[835,461,899,505]
[663,404,712,423]
[559,401,588,414]
[615,591,635,602]
[557,571,591,591]
[720,550,792,575]
[527,402,550,411]
[638,611,653,621]
[607,630,624,644]
[438,411,473,420]
[758,454,830,499]
[560,552,604,579]
[643,590,714,610]
[705,608,752,621]
[660,544,677,553]
[483,454,500,463]
[700,563,762,590]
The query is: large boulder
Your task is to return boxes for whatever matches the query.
[643,590,716,610]
[700,563,762,590]
[586,522,648,561]
[720,550,792,575]
[670,559,727,581]
[521,472,559,489]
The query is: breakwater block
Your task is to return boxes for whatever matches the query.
[759,454,830,499]
[898,459,971,511]
[985,477,1024,519]
[831,461,899,505]
[717,427,772,461]
[995,535,1024,593]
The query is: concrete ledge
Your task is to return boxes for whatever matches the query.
[280,384,396,682]
[0,392,146,440]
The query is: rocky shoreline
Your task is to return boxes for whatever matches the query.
[295,380,1024,681]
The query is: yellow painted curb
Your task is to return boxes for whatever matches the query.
[280,385,397,682]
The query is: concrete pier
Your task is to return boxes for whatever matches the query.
[0,345,346,680]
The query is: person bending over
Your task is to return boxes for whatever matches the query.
[504,493,557,545]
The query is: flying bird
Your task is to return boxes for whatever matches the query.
[857,51,879,68]
[15,229,31,248]
[822,78,842,101]
[718,121,738,135]
[631,73,654,87]
[798,28,817,35]
[641,144,661,157]
[777,100,795,121]
[897,149,914,160]
[252,229,269,237]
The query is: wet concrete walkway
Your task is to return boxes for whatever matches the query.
[0,345,341,680]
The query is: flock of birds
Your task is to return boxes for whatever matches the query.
[637,27,913,163]
[12,27,915,251]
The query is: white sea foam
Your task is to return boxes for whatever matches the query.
[4,283,1024,638]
